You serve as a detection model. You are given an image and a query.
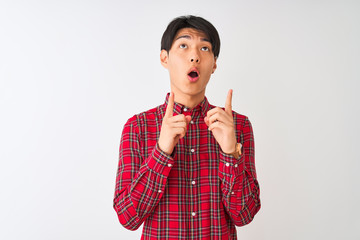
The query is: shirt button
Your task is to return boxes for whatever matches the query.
[192,212,196,217]
[168,163,172,167]
[190,120,194,124]
[234,164,238,167]
[158,190,162,193]
[226,163,230,167]
[191,180,196,185]
[191,149,195,153]
[183,107,188,112]
[231,191,235,195]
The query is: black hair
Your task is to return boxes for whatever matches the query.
[161,15,220,58]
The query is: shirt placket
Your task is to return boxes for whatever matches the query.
[183,107,199,239]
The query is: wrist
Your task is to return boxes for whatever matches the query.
[223,145,236,155]
[224,143,242,158]
[158,141,173,156]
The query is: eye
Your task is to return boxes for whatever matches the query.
[201,46,209,51]
[180,44,187,49]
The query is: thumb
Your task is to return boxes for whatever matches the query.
[185,115,192,124]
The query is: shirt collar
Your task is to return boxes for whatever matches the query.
[163,92,211,118]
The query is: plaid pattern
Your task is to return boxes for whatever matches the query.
[113,93,261,240]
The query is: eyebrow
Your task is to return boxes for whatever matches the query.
[175,35,211,43]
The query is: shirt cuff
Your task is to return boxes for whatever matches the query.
[219,150,245,176]
[146,142,175,176]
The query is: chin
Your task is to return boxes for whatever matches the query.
[171,79,207,96]
[182,88,205,96]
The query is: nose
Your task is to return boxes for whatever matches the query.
[190,50,200,63]
[191,58,200,63]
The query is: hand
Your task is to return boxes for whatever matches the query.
[158,92,192,155]
[204,89,237,154]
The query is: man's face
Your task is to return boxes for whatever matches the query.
[160,28,217,99]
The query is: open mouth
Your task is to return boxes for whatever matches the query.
[188,71,198,78]
[187,68,199,81]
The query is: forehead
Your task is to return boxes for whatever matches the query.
[174,28,209,41]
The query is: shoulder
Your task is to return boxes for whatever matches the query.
[228,109,254,138]
[124,103,164,128]
[232,110,251,127]
[230,110,254,136]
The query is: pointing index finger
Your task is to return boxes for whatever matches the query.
[225,89,233,115]
[165,92,174,118]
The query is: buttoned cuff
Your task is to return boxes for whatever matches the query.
[146,142,175,176]
[219,150,245,176]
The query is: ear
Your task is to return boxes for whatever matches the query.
[211,57,217,74]
[160,50,169,69]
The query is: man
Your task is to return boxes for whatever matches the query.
[113,15,261,239]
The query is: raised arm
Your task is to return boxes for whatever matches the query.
[113,115,174,230]
[204,89,261,226]
[218,117,261,226]
[113,92,191,230]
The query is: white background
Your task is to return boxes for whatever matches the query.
[1,0,359,239]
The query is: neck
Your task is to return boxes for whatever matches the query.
[171,89,206,109]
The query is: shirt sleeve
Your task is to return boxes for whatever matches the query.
[218,116,261,226]
[113,115,174,231]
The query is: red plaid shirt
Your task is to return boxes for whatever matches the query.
[113,93,261,239]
